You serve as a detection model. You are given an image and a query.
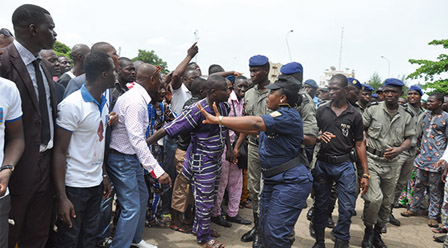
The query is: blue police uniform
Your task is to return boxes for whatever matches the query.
[258,106,313,248]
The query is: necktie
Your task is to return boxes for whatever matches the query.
[32,59,51,144]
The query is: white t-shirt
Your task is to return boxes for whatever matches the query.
[170,83,192,116]
[0,77,23,198]
[56,85,109,188]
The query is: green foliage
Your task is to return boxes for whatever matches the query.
[53,41,71,59]
[367,72,382,90]
[132,50,169,73]
[407,39,448,95]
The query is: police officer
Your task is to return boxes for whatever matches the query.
[312,74,369,248]
[237,55,271,247]
[376,87,385,102]
[198,75,312,248]
[346,77,363,113]
[357,84,374,113]
[361,78,416,248]
[280,62,318,165]
[390,85,424,226]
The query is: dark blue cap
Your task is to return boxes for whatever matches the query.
[249,55,269,67]
[225,75,235,83]
[304,79,318,88]
[361,84,374,92]
[347,77,362,90]
[384,78,404,88]
[376,87,384,93]
[372,93,378,98]
[280,62,303,75]
[408,85,423,96]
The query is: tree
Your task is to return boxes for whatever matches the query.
[53,41,71,59]
[367,72,382,90]
[132,50,168,73]
[407,39,448,94]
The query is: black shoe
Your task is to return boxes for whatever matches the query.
[253,215,264,248]
[326,216,335,228]
[226,214,252,225]
[373,226,387,248]
[241,212,258,242]
[389,212,401,226]
[307,206,315,221]
[434,235,447,243]
[211,215,232,228]
[312,241,325,248]
[334,238,349,248]
[362,226,374,248]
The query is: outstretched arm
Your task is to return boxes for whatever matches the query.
[170,43,199,90]
[197,102,266,134]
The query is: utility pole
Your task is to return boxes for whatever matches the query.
[338,27,344,71]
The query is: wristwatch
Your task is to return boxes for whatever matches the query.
[0,164,14,172]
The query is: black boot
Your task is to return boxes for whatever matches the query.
[241,212,257,242]
[312,228,325,248]
[334,238,349,248]
[389,205,401,226]
[373,225,387,248]
[307,206,315,221]
[253,213,264,248]
[362,225,374,248]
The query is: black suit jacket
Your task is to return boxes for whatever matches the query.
[0,43,57,195]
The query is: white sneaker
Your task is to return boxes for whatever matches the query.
[131,240,158,248]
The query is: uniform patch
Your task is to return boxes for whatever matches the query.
[270,111,282,117]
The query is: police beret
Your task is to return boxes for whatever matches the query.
[376,87,384,93]
[266,75,300,104]
[249,55,269,67]
[384,78,405,87]
[280,62,303,75]
[347,77,362,90]
[304,79,318,88]
[225,75,235,83]
[408,85,423,96]
[361,84,374,92]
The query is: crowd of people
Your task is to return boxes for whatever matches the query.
[1,3,448,248]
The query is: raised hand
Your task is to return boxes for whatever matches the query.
[197,102,220,124]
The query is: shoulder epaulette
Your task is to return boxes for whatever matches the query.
[404,108,414,117]
[366,102,379,108]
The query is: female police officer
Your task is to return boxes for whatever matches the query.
[198,75,313,248]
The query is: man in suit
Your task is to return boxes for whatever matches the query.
[0,4,58,248]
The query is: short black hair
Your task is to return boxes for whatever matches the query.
[12,4,50,28]
[430,92,444,103]
[331,74,348,88]
[208,64,224,75]
[190,77,206,96]
[119,57,132,68]
[207,75,226,94]
[84,52,112,82]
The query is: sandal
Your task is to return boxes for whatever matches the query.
[401,209,418,217]
[428,219,439,228]
[169,223,192,234]
[210,229,221,238]
[199,239,225,248]
[432,227,448,233]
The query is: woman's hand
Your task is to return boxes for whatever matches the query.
[197,102,220,124]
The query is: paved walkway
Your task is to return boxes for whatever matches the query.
[142,196,441,247]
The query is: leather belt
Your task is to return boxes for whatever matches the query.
[317,154,351,164]
[109,149,123,155]
[366,147,385,157]
[262,157,300,178]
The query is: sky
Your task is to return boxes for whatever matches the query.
[1,0,447,84]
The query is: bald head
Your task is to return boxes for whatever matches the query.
[136,64,157,81]
[70,44,90,60]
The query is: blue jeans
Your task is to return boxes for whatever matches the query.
[312,160,356,241]
[162,136,177,214]
[107,153,149,248]
[96,181,115,243]
[54,185,102,248]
